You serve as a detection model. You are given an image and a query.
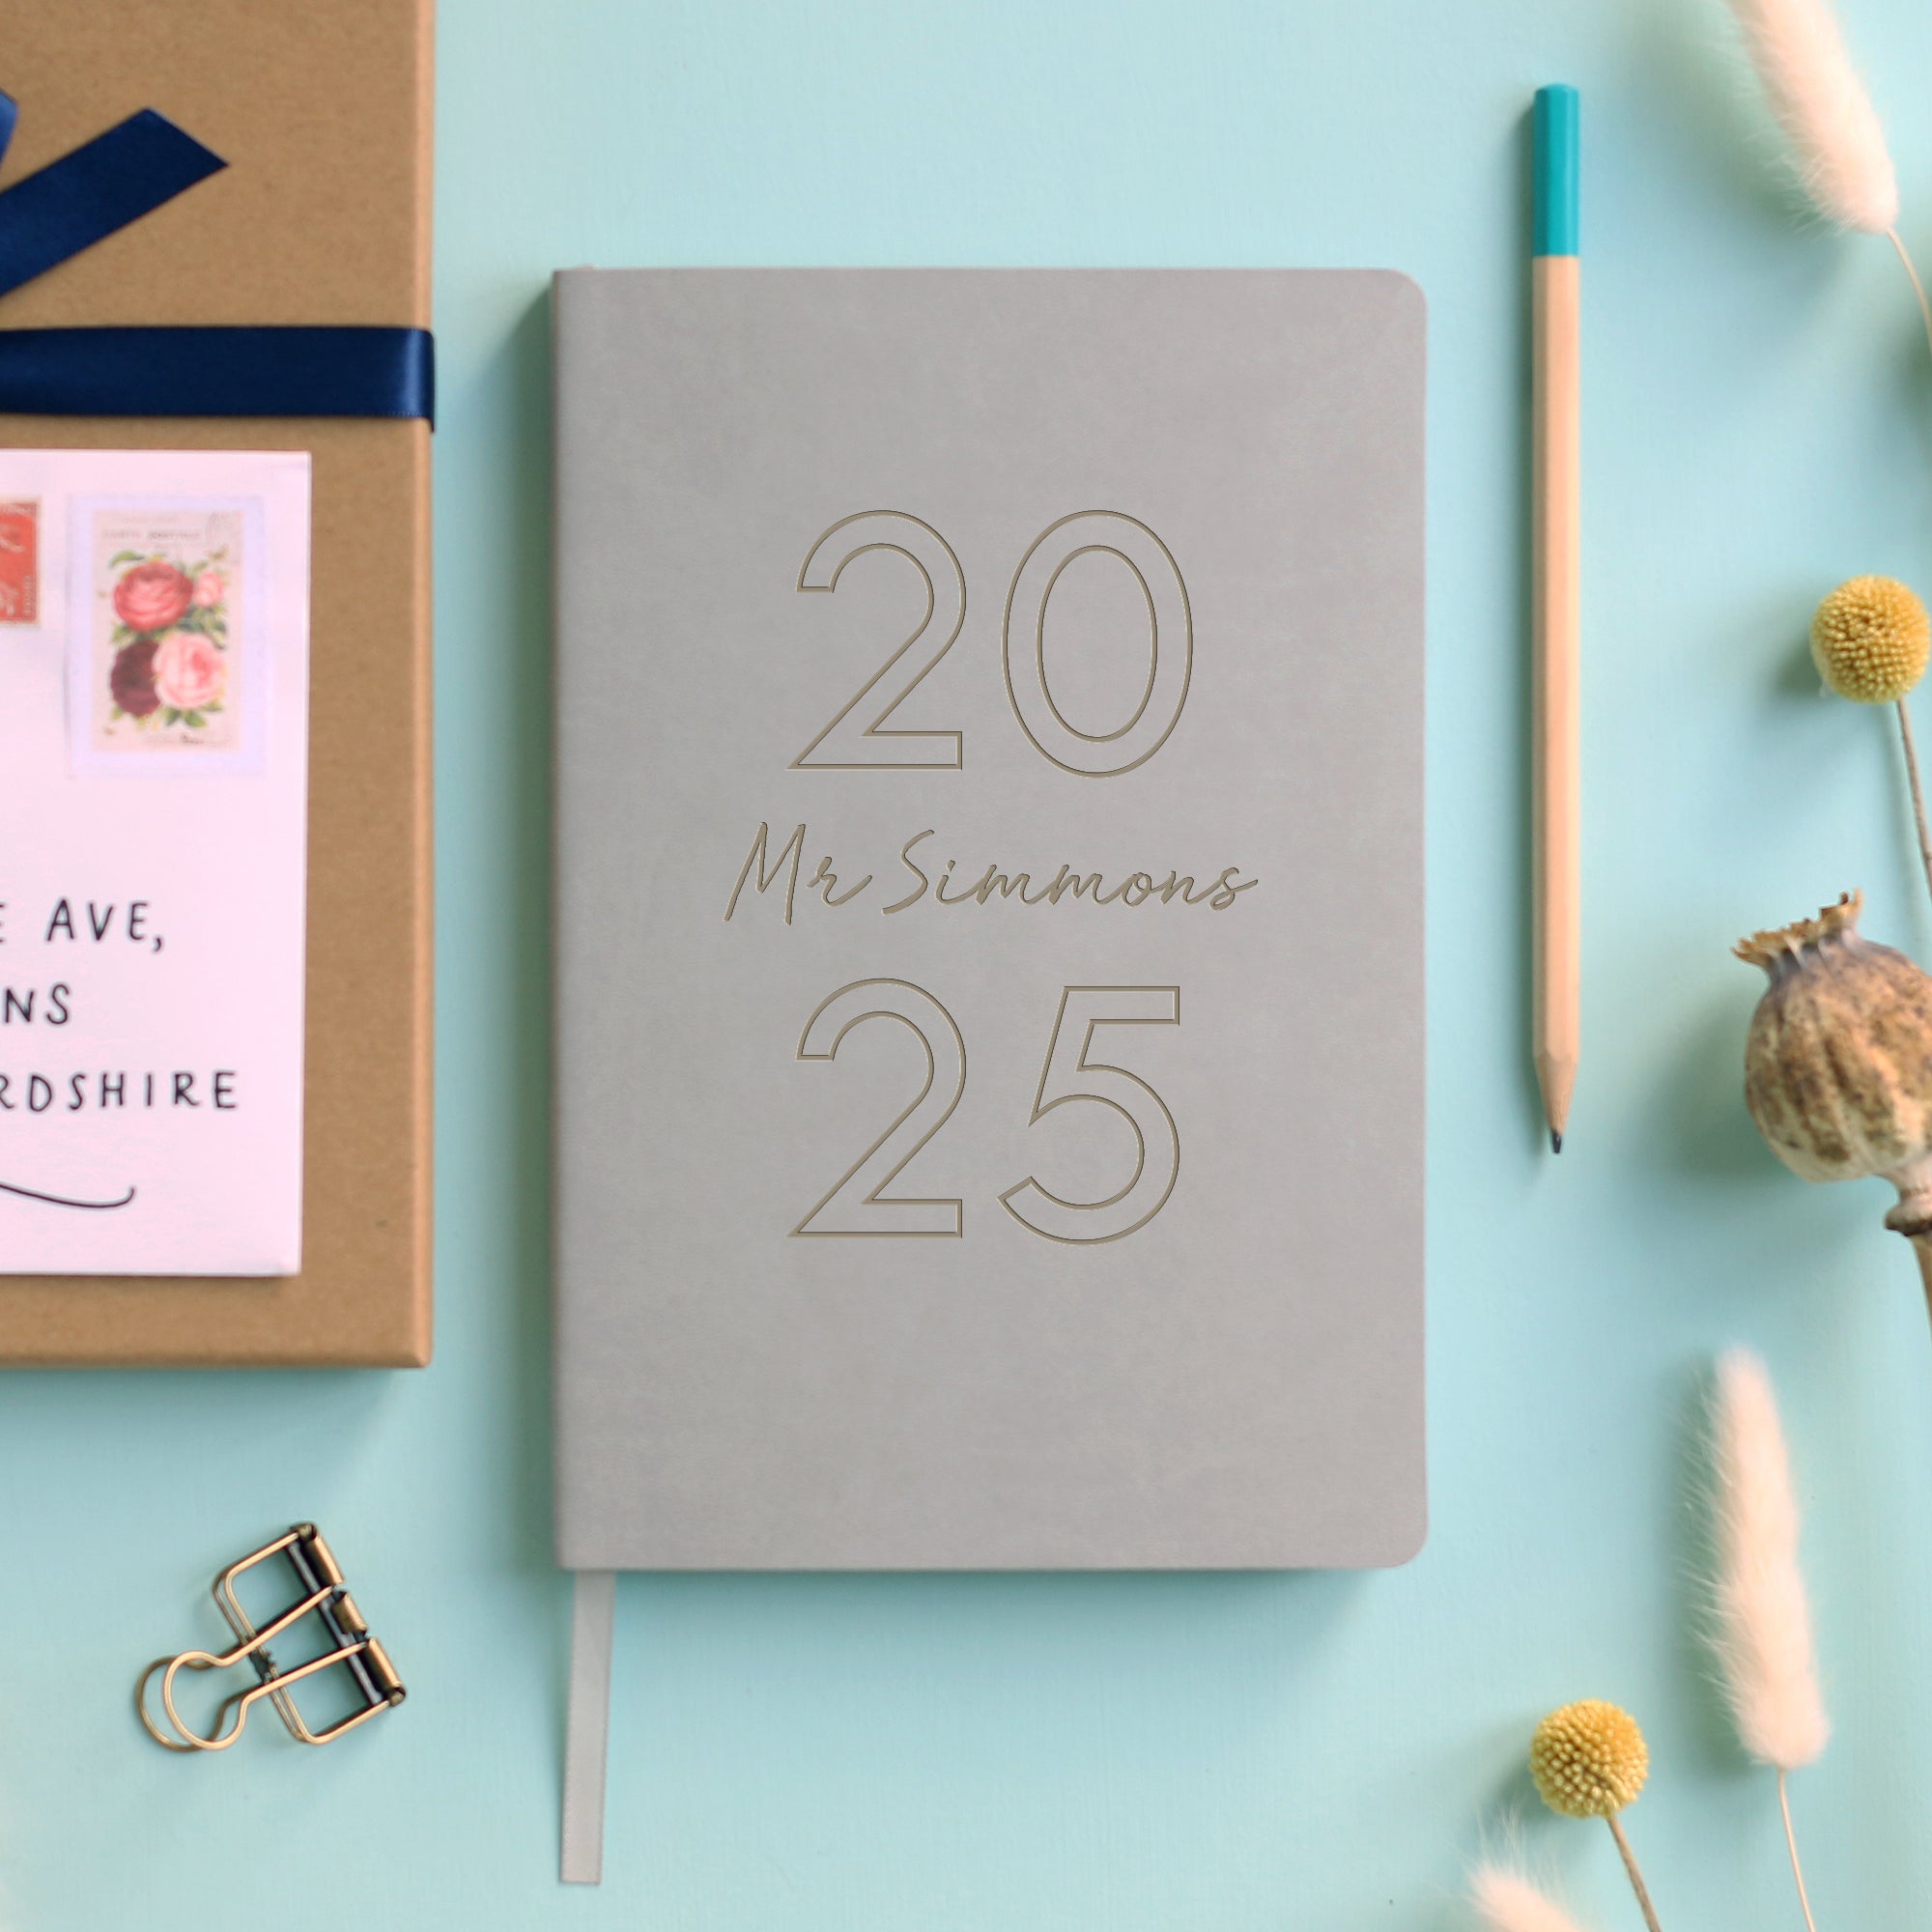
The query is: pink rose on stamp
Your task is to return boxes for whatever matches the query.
[192,568,226,609]
[112,558,193,635]
[153,629,226,713]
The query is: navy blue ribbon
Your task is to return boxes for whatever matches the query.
[0,92,433,425]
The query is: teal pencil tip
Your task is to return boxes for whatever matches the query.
[1550,1128,1563,1154]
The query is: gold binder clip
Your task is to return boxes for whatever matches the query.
[137,1522,406,1752]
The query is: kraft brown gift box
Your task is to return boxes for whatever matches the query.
[0,1,434,1365]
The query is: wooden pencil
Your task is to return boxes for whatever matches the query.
[1532,84,1580,1152]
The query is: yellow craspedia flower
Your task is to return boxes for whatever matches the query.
[1529,1699,1649,1819]
[1810,575,1930,703]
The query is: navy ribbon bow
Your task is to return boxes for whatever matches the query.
[0,91,433,424]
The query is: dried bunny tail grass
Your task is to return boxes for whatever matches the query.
[1710,1350,1830,1771]
[1709,1350,1828,1932]
[1471,1867,1599,1932]
[1721,0,1898,232]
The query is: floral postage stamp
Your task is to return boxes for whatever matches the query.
[83,505,242,756]
[0,498,38,625]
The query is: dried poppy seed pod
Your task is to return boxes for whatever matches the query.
[1736,893,1932,1290]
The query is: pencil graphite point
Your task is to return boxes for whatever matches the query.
[1535,1054,1577,1154]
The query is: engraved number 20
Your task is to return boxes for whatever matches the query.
[793,980,1181,1244]
[793,510,1191,777]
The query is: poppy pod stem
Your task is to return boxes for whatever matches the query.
[1881,1155,1932,1332]
[1912,1240,1932,1334]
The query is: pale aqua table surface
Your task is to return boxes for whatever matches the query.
[8,0,1932,1923]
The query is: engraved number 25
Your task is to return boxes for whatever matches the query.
[794,980,1180,1245]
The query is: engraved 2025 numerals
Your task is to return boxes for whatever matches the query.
[788,509,1191,1244]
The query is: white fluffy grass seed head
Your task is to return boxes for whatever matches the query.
[1471,1866,1597,1932]
[1721,0,1899,232]
[1709,1349,1830,1771]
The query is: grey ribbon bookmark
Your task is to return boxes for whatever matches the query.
[560,1569,616,1885]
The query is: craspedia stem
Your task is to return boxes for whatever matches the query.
[1893,699,1932,914]
[1888,225,1932,921]
[1606,1815,1665,1932]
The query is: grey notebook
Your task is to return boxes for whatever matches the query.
[553,268,1426,1571]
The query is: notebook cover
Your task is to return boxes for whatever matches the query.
[0,0,433,1364]
[554,268,1424,1569]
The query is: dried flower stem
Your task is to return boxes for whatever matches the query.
[1892,700,1932,910]
[1906,1233,1932,1335]
[1605,1816,1664,1932]
[1885,227,1932,916]
[1777,1770,1821,1932]
[1886,227,1932,353]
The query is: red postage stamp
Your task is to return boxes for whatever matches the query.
[0,497,39,624]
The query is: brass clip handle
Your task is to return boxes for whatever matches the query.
[138,1638,385,1752]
